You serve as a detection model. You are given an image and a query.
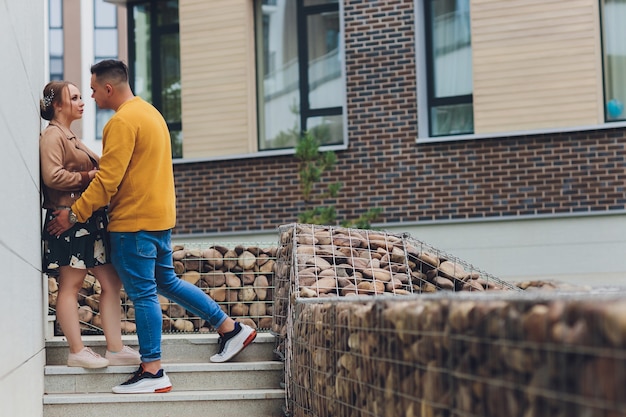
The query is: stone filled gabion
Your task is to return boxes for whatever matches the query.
[288,294,626,417]
[272,223,625,417]
[48,243,277,334]
[272,223,517,340]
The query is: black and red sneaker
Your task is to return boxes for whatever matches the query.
[112,364,172,394]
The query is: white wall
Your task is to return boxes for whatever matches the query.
[0,1,46,416]
[173,212,626,288]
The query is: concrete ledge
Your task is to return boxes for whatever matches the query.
[46,361,283,375]
[45,331,276,347]
[44,389,286,404]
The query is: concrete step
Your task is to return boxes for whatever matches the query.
[45,361,284,394]
[44,332,286,417]
[43,389,286,417]
[46,332,279,365]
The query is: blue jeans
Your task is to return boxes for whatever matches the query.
[110,230,228,362]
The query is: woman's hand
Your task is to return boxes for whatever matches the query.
[88,168,99,180]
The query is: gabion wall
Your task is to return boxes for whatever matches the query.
[273,223,625,417]
[47,243,277,335]
[272,224,519,355]
[288,293,626,417]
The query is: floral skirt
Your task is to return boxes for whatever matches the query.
[42,208,112,276]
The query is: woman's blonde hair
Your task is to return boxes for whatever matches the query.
[40,81,73,121]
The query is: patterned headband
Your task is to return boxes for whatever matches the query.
[43,89,55,108]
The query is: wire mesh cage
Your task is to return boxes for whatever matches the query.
[47,242,278,336]
[287,292,626,417]
[272,223,524,415]
[272,224,519,356]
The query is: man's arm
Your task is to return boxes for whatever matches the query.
[47,118,136,235]
[72,118,135,222]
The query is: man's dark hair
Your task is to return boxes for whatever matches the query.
[90,59,129,83]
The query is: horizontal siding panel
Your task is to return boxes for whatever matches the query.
[180,0,256,158]
[474,65,597,85]
[474,51,596,72]
[480,104,598,120]
[476,84,599,102]
[472,0,603,134]
[183,92,248,103]
[472,0,591,22]
[473,28,597,47]
[476,95,599,112]
[185,104,251,118]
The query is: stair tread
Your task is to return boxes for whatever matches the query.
[45,361,284,375]
[44,388,286,404]
[45,332,276,347]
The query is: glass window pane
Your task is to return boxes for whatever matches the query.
[430,0,472,98]
[307,11,343,109]
[160,33,181,124]
[430,103,473,136]
[304,0,339,5]
[49,28,64,56]
[256,0,301,150]
[170,130,182,159]
[307,114,343,146]
[96,108,115,140]
[49,0,63,27]
[157,0,179,26]
[94,0,117,27]
[95,29,118,57]
[603,0,626,121]
[133,4,152,101]
[50,57,63,80]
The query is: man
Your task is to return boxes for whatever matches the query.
[48,59,256,394]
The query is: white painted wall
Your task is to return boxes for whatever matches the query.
[0,1,46,416]
[173,212,626,288]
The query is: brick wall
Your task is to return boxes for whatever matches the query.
[172,0,626,235]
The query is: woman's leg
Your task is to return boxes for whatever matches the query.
[56,266,87,354]
[92,264,123,353]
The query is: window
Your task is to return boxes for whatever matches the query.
[601,0,626,122]
[49,0,63,81]
[255,0,344,150]
[94,0,119,140]
[129,0,182,158]
[424,0,473,136]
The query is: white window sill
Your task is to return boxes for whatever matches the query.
[416,121,626,144]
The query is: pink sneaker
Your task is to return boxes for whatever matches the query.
[106,345,141,366]
[67,347,109,368]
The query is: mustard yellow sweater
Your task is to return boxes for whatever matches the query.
[72,97,176,232]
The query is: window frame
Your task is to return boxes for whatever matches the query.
[415,0,626,144]
[296,1,344,136]
[599,0,626,123]
[127,0,182,158]
[48,0,64,81]
[254,0,347,153]
[93,0,119,140]
[421,0,474,138]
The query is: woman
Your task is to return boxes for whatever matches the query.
[40,81,140,368]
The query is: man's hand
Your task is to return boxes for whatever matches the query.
[47,209,73,237]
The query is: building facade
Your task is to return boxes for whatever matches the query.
[2,2,619,414]
[48,0,128,154]
[108,0,626,285]
[0,1,46,415]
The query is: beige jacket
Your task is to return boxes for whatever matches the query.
[40,122,100,210]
